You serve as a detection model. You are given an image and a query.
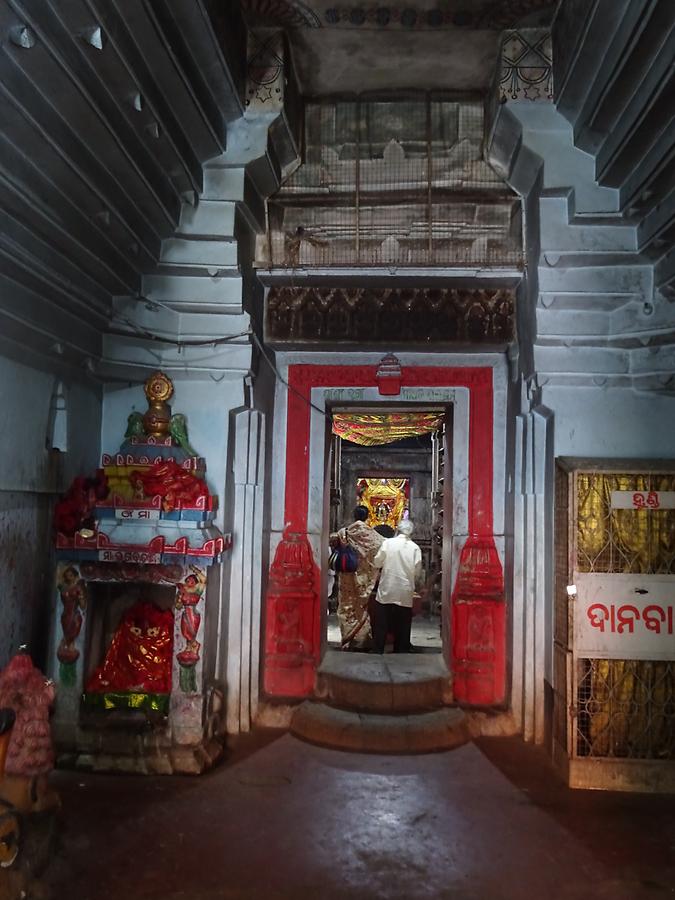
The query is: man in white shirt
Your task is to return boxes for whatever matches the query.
[371,519,422,654]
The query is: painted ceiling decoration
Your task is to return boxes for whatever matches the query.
[240,0,323,27]
[246,32,285,106]
[332,412,444,445]
[499,30,553,101]
[240,0,555,29]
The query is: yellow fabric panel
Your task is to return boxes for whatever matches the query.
[333,412,443,446]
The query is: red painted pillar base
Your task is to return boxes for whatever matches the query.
[451,535,506,706]
[263,529,320,698]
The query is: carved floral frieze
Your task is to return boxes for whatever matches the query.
[266,286,515,344]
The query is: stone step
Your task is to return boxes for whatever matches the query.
[202,165,246,202]
[537,263,651,294]
[538,292,634,312]
[178,199,236,237]
[291,701,470,754]
[539,251,644,269]
[508,105,620,214]
[540,196,637,253]
[142,272,243,312]
[533,343,630,377]
[161,236,238,268]
[316,649,452,714]
[535,304,674,341]
[101,331,253,378]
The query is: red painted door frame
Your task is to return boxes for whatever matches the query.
[263,363,506,706]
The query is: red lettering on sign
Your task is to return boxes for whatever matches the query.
[588,603,674,635]
[632,491,661,509]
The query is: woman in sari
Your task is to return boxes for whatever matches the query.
[331,505,384,650]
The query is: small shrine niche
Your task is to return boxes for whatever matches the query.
[83,580,176,713]
[50,372,231,775]
[356,477,409,530]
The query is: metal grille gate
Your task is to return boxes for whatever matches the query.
[554,460,675,789]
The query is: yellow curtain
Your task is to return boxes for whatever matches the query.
[577,473,675,574]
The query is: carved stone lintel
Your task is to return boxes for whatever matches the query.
[266,286,515,345]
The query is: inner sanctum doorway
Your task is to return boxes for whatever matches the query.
[325,406,452,657]
[263,360,506,708]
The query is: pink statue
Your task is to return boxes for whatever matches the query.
[0,651,57,811]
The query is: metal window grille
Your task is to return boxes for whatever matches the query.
[575,472,675,575]
[264,96,523,269]
[576,658,675,760]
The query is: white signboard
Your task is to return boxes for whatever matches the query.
[610,491,675,510]
[98,550,162,564]
[574,573,675,660]
[115,508,161,521]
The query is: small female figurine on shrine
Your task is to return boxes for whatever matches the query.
[175,567,206,691]
[56,565,87,681]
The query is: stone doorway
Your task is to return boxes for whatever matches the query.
[262,360,506,709]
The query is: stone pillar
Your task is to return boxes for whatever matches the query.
[225,408,265,732]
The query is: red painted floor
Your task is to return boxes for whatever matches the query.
[45,734,675,900]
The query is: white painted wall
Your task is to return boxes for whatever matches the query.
[545,385,675,458]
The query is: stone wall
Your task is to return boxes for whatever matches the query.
[0,354,101,668]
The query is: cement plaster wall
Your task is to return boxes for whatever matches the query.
[544,386,675,459]
[0,491,52,667]
[0,354,102,667]
[287,27,500,94]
